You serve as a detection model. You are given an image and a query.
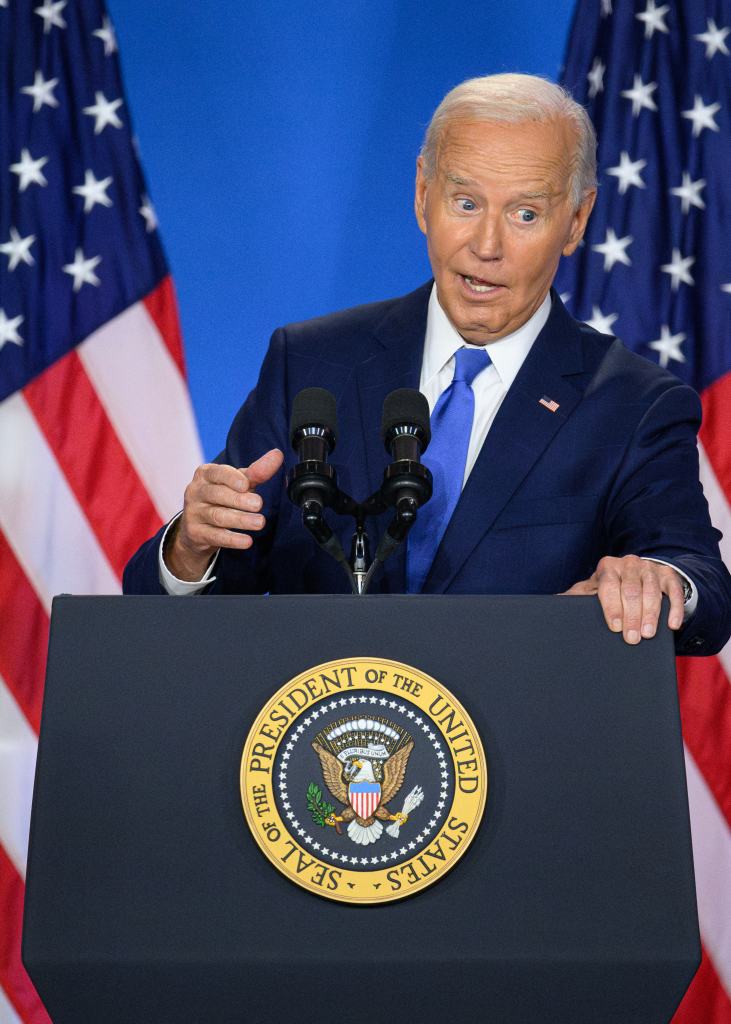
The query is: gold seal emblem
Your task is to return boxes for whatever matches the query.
[240,657,487,904]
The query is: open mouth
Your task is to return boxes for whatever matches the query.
[461,274,504,295]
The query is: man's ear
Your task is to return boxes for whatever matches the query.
[414,156,428,235]
[563,189,597,256]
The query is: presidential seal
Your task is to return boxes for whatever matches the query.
[240,657,487,904]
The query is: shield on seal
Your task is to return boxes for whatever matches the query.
[349,781,381,819]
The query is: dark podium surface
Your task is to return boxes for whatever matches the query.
[24,595,699,1023]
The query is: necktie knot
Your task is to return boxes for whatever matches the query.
[453,346,491,387]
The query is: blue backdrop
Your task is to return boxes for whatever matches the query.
[111,2,576,458]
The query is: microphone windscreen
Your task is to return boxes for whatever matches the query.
[290,387,338,444]
[381,389,431,447]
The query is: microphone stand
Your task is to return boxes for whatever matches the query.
[287,459,432,595]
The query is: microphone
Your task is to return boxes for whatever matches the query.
[379,388,432,529]
[290,387,337,464]
[382,388,431,462]
[286,387,340,546]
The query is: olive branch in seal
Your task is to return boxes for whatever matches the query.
[306,782,335,827]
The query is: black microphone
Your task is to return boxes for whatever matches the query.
[379,388,432,530]
[290,387,337,464]
[381,388,431,461]
[286,387,340,544]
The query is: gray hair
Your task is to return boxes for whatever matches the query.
[420,73,597,209]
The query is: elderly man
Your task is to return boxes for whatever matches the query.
[124,73,731,655]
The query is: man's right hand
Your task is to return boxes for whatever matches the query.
[165,449,284,581]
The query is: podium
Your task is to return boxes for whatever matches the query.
[23,595,699,1023]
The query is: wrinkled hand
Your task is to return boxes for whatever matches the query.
[166,449,284,581]
[562,555,685,644]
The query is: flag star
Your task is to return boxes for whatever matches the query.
[73,169,113,213]
[592,227,632,271]
[35,0,66,32]
[0,227,36,271]
[587,57,605,99]
[621,74,658,117]
[661,248,695,291]
[82,91,123,134]
[669,173,706,214]
[606,151,646,194]
[0,1,8,8]
[559,291,571,304]
[0,310,24,351]
[694,18,730,60]
[10,148,49,191]
[586,306,618,334]
[93,15,118,56]
[722,283,731,294]
[62,248,102,291]
[681,95,721,137]
[649,326,686,368]
[21,70,60,112]
[635,0,670,38]
[601,0,612,15]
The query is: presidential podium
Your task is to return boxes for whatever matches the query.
[23,595,699,1024]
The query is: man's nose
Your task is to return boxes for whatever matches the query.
[469,213,503,261]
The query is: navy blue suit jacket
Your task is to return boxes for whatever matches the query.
[123,282,731,655]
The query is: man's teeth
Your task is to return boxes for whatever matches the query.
[465,276,497,293]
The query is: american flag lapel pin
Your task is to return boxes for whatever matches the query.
[538,396,560,413]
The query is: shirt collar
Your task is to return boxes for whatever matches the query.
[421,284,552,390]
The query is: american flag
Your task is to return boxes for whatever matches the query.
[558,1,731,1018]
[0,2,201,1020]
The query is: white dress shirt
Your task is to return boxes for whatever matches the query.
[159,285,696,613]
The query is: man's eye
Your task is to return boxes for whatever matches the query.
[457,198,476,211]
[515,208,537,223]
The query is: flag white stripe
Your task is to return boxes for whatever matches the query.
[0,981,24,1024]
[697,442,731,681]
[0,394,119,611]
[79,302,202,523]
[684,744,731,996]
[0,676,37,881]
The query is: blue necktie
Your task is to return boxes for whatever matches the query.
[406,347,491,593]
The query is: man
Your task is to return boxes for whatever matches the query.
[124,74,731,655]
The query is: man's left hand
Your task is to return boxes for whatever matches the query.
[563,555,686,644]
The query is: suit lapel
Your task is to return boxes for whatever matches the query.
[424,294,588,594]
[355,282,431,592]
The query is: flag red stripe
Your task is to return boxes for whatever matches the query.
[0,533,48,734]
[143,275,187,378]
[0,845,51,1024]
[700,372,731,504]
[671,945,731,1024]
[23,351,163,581]
[677,657,731,828]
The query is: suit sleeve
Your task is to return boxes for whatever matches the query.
[122,328,289,595]
[603,382,731,655]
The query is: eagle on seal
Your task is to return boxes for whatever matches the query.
[311,740,414,846]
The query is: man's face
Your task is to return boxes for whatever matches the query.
[414,118,595,344]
